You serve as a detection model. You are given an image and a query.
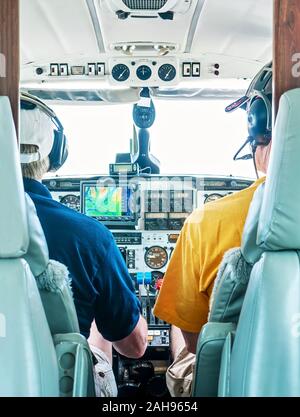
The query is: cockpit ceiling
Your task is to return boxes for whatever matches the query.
[192,0,272,59]
[21,0,101,63]
[21,0,272,82]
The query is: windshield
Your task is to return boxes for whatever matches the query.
[50,99,255,179]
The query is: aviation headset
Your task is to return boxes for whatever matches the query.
[20,92,68,172]
[225,61,272,175]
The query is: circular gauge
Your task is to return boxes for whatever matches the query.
[60,194,80,212]
[145,246,168,270]
[136,65,152,81]
[150,271,164,293]
[112,64,130,82]
[204,193,223,204]
[158,64,177,82]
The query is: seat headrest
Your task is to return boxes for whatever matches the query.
[258,89,300,250]
[24,194,49,276]
[0,97,29,258]
[241,183,265,264]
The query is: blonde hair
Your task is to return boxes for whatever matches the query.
[21,144,50,180]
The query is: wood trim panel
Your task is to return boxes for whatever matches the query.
[0,0,19,138]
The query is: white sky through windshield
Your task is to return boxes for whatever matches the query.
[51,99,255,179]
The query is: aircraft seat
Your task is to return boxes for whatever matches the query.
[194,89,300,397]
[0,97,59,397]
[0,96,95,397]
[25,194,80,335]
[24,195,95,397]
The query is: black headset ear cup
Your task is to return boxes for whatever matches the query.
[48,130,68,172]
[247,98,270,141]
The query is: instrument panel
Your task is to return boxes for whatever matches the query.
[109,57,179,87]
[46,175,253,299]
[113,230,178,299]
[45,174,253,314]
[55,190,229,213]
[46,174,254,368]
[44,174,253,396]
[25,56,227,88]
[47,175,252,221]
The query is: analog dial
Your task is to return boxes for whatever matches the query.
[204,193,223,204]
[112,64,130,82]
[60,194,80,212]
[136,65,152,81]
[158,64,177,82]
[145,246,168,270]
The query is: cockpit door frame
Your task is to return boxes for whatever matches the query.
[0,0,19,139]
[274,0,300,119]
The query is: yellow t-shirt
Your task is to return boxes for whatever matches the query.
[153,177,265,333]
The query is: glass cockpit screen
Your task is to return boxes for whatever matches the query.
[81,183,134,220]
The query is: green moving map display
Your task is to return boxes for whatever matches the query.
[84,186,123,217]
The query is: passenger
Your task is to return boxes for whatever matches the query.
[19,95,147,397]
[154,63,272,397]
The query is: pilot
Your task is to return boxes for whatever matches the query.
[154,62,272,397]
[19,93,147,397]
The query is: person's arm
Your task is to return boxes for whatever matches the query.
[181,330,200,355]
[113,315,147,359]
[170,325,186,360]
[88,321,113,364]
[89,317,147,360]
[170,325,199,356]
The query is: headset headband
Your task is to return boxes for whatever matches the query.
[20,92,68,172]
[20,92,63,132]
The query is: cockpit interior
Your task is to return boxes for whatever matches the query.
[2,0,300,401]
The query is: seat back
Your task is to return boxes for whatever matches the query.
[227,88,300,396]
[0,97,59,396]
[25,195,80,335]
[24,195,95,397]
